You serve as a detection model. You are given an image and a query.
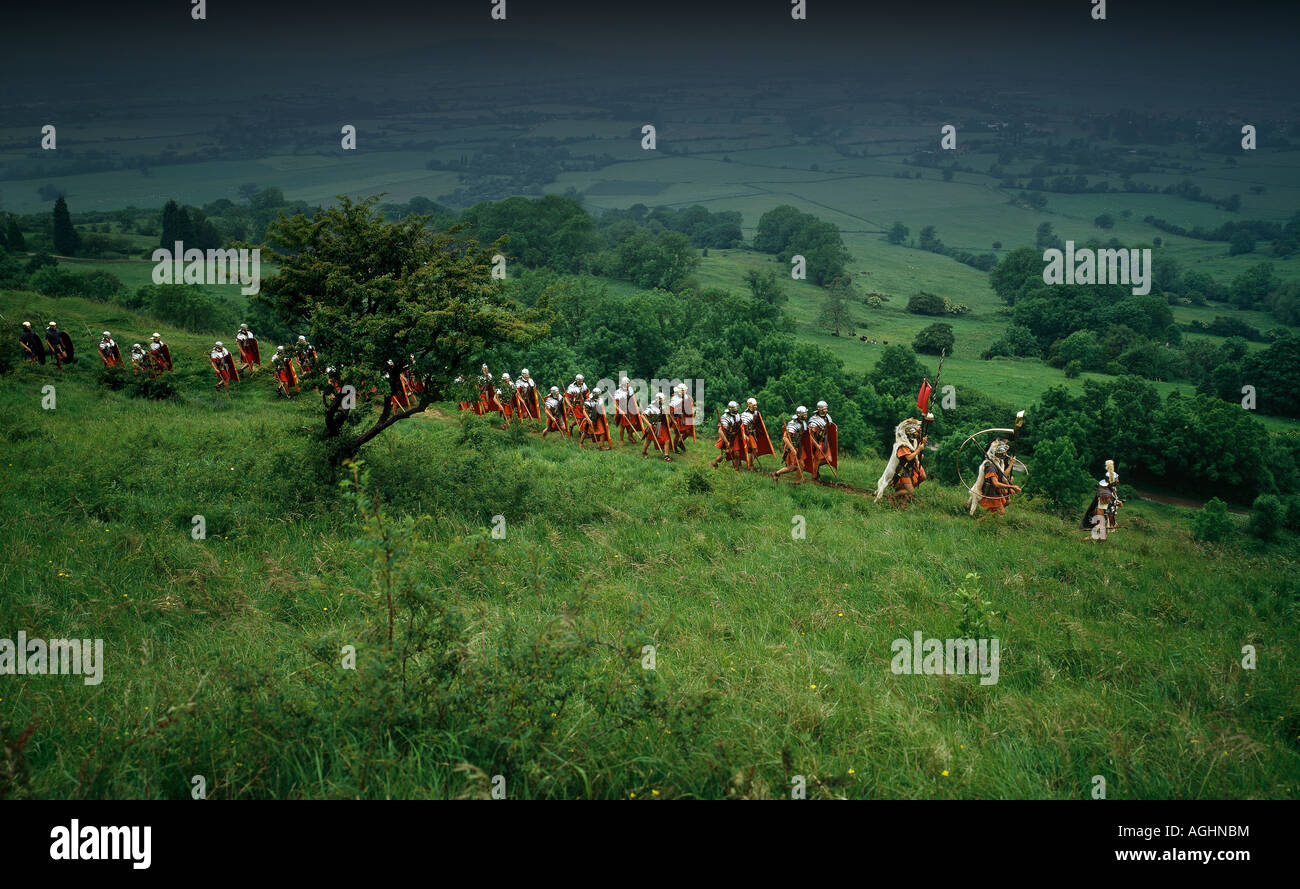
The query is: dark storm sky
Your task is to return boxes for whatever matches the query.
[6,0,1297,69]
[0,0,1296,116]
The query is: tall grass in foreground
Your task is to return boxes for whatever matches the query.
[0,295,1297,798]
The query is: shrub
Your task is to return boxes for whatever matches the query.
[127,374,179,401]
[913,322,955,355]
[906,292,948,316]
[1282,494,1300,532]
[1247,494,1285,540]
[1192,497,1233,542]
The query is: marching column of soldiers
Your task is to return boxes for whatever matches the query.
[15,325,1131,527]
[14,319,327,395]
[459,365,840,484]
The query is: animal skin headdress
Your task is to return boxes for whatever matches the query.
[874,418,923,502]
[967,438,1026,515]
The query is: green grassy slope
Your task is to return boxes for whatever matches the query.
[2,291,1297,799]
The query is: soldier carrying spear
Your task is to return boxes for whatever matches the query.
[640,392,674,461]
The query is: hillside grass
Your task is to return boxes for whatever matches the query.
[2,292,1297,800]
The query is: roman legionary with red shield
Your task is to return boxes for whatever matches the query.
[711,402,746,471]
[476,365,495,415]
[98,332,123,368]
[579,388,613,450]
[668,383,696,453]
[45,322,74,367]
[295,336,317,376]
[739,397,775,470]
[804,400,838,482]
[773,407,811,484]
[542,386,570,438]
[273,346,298,399]
[497,373,517,421]
[129,343,148,373]
[640,392,674,461]
[452,375,473,412]
[19,322,45,365]
[148,333,172,372]
[385,359,410,410]
[612,379,641,443]
[236,324,261,369]
[210,341,240,391]
[565,374,589,435]
[514,369,541,421]
[402,355,425,398]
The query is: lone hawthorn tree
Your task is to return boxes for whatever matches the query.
[257,195,544,462]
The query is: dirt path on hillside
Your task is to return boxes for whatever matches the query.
[1132,487,1250,515]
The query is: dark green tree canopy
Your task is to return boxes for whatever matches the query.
[257,195,544,458]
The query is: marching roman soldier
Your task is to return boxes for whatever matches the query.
[773,406,811,484]
[668,383,696,453]
[711,401,746,470]
[514,369,540,420]
[272,346,298,398]
[874,417,928,509]
[579,387,612,450]
[386,359,410,410]
[148,333,172,372]
[45,322,74,366]
[295,336,317,376]
[640,392,673,461]
[129,343,148,373]
[323,365,351,423]
[325,365,343,396]
[968,438,1023,521]
[612,378,641,443]
[402,355,425,397]
[805,401,838,482]
[19,322,45,364]
[236,323,260,369]
[476,364,495,415]
[739,397,775,470]
[496,373,515,423]
[565,374,590,434]
[542,385,569,438]
[453,374,473,412]
[97,332,123,368]
[209,341,240,391]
